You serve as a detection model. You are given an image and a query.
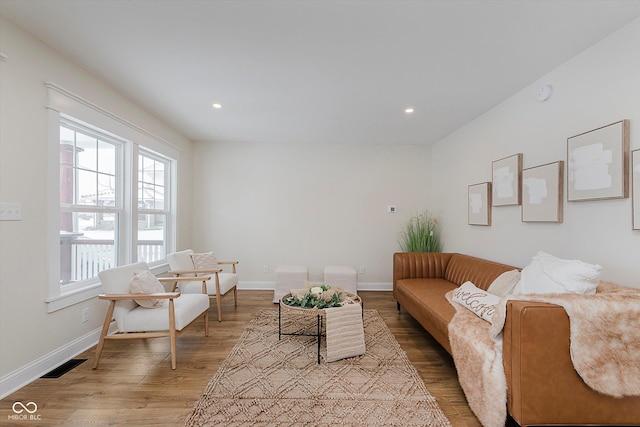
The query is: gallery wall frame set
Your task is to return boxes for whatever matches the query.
[470,118,637,229]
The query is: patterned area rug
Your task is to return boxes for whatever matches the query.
[184,309,451,426]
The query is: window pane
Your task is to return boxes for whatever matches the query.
[60,212,117,285]
[76,133,97,171]
[138,153,167,211]
[77,169,97,205]
[137,213,166,263]
[97,140,116,175]
[97,173,116,207]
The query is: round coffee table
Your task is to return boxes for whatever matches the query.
[278,292,362,363]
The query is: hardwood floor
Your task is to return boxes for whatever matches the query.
[1,291,482,426]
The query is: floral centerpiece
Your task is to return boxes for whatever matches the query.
[282,284,344,309]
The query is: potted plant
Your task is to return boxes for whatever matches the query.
[398,211,442,252]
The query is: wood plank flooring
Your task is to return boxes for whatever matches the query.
[1,291,483,426]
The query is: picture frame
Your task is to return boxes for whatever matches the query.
[522,161,563,223]
[633,149,640,231]
[567,120,629,202]
[492,153,522,206]
[468,182,491,226]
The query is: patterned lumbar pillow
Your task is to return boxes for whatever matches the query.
[129,269,166,308]
[452,281,501,323]
[191,251,218,271]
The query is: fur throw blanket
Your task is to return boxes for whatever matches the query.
[447,282,640,427]
[447,292,506,427]
[490,281,640,398]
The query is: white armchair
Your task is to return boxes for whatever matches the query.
[167,249,239,322]
[93,262,210,370]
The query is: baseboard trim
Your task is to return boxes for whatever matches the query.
[0,322,116,400]
[237,281,392,291]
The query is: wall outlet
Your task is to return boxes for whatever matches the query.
[81,308,89,323]
[263,265,269,273]
[359,266,365,274]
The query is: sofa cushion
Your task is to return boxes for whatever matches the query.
[445,254,517,290]
[395,278,458,352]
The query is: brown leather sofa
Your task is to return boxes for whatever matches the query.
[393,252,640,427]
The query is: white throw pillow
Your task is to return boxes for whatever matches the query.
[191,252,218,271]
[129,269,166,308]
[451,281,501,323]
[517,251,601,295]
[487,270,521,297]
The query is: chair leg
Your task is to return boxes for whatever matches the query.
[93,301,115,370]
[234,286,238,307]
[204,309,209,337]
[168,299,177,369]
[216,295,222,322]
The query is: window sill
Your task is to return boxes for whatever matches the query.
[46,283,102,313]
[45,263,171,313]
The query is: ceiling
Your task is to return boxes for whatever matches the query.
[2,1,640,145]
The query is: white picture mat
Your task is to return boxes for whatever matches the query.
[492,153,522,206]
[468,182,491,226]
[522,161,563,223]
[567,120,628,201]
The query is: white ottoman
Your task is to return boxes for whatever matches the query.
[324,265,357,294]
[273,265,309,303]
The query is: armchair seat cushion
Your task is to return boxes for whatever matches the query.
[119,293,210,333]
[181,272,238,296]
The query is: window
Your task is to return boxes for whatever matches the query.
[46,83,179,312]
[137,150,169,264]
[59,121,123,286]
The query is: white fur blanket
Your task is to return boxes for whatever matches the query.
[447,293,506,427]
[447,282,640,427]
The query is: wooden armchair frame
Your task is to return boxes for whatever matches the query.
[169,261,239,322]
[93,276,210,370]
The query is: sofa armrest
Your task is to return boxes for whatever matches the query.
[393,252,454,286]
[503,300,640,426]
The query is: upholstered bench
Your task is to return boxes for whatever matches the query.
[273,265,309,303]
[324,265,357,294]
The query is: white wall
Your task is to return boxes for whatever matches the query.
[431,18,640,288]
[0,18,194,382]
[191,141,433,285]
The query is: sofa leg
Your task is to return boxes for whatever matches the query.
[397,302,401,313]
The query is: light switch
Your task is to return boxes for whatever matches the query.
[0,202,22,220]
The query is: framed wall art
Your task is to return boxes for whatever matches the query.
[567,120,629,202]
[492,153,522,206]
[633,149,640,230]
[468,182,491,226]
[522,161,563,223]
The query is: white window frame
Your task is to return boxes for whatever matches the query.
[136,148,172,265]
[58,118,128,291]
[45,83,179,312]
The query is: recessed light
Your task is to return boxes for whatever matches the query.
[404,107,415,114]
[212,103,222,109]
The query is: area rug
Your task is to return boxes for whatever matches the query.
[184,309,451,426]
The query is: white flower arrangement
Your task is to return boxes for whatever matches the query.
[283,283,344,309]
